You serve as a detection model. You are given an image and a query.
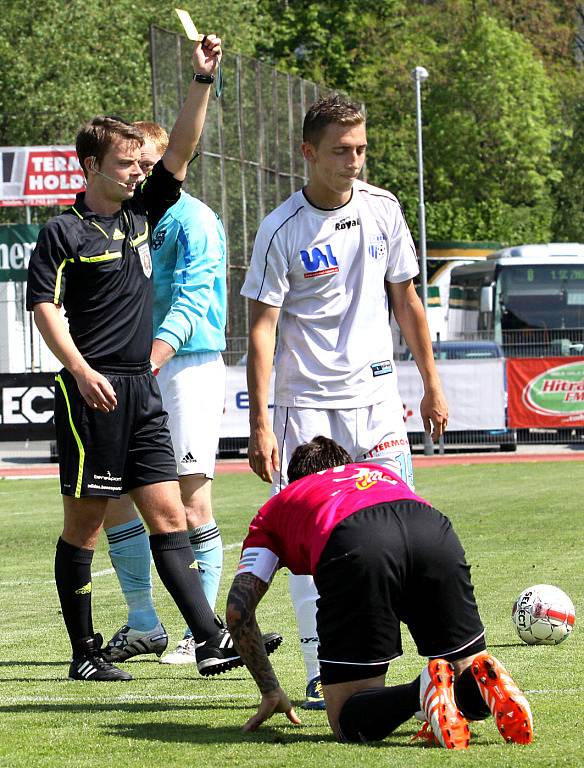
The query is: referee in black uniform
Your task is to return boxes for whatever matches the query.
[26,35,281,681]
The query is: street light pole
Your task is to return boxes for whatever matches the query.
[412,66,429,316]
[412,65,435,456]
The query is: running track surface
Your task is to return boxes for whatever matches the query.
[0,451,581,479]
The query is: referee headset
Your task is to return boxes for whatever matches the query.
[88,157,132,242]
[89,158,131,190]
[88,119,136,236]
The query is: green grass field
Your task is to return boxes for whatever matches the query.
[0,462,582,767]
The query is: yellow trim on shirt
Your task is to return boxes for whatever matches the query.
[53,258,74,303]
[131,222,149,248]
[90,220,110,238]
[78,252,122,263]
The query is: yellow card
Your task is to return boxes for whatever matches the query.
[175,8,203,41]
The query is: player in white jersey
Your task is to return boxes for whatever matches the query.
[241,95,448,708]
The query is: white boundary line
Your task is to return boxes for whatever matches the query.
[0,541,243,587]
[0,693,255,705]
[525,688,584,694]
[2,688,583,707]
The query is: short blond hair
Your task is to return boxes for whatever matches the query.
[134,121,169,154]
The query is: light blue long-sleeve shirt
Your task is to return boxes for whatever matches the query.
[152,191,227,355]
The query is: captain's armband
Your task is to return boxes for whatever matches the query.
[237,547,279,583]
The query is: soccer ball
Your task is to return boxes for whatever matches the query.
[512,584,576,645]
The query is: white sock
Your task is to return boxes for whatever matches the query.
[288,573,320,682]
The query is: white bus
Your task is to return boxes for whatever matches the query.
[423,241,500,341]
[392,241,500,357]
[448,243,584,356]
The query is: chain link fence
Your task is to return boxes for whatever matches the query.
[150,25,337,365]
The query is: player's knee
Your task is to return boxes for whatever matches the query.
[184,500,213,528]
[144,504,187,534]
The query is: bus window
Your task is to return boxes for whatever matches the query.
[499,266,584,330]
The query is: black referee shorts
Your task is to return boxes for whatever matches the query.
[314,501,485,685]
[53,365,178,498]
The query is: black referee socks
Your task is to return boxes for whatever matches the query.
[149,531,218,642]
[55,537,95,652]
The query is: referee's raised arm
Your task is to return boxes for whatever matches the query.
[162,34,222,181]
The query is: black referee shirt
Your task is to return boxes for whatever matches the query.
[26,161,181,368]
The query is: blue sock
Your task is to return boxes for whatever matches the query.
[183,521,223,639]
[106,519,159,632]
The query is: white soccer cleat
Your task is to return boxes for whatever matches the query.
[159,637,198,665]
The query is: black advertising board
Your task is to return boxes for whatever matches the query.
[0,372,56,440]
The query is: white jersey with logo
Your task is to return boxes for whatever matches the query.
[241,180,419,407]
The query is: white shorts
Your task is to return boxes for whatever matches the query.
[156,351,226,478]
[271,399,413,495]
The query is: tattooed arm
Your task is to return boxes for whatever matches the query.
[226,572,301,732]
[227,572,276,691]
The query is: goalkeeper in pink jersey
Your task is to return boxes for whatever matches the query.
[226,437,533,750]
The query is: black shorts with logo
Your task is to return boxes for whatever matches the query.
[314,501,486,685]
[53,364,177,498]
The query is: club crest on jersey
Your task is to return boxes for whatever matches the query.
[368,234,387,260]
[300,244,339,278]
[138,243,152,277]
[152,228,167,250]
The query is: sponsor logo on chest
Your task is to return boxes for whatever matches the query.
[335,216,361,231]
[371,360,393,377]
[300,244,339,278]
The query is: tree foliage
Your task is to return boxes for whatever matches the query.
[423,14,558,241]
[255,0,583,244]
[1,0,582,243]
[0,0,266,144]
[551,98,584,240]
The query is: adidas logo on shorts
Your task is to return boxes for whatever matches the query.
[181,452,197,464]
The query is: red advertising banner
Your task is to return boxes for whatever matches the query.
[0,146,85,207]
[507,357,584,428]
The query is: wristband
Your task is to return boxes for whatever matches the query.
[151,363,160,377]
[193,72,215,84]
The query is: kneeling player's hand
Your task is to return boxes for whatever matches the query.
[243,687,301,732]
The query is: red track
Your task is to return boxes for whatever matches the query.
[216,452,583,472]
[2,451,580,480]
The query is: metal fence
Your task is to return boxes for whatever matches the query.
[393,327,584,361]
[388,325,584,451]
[150,25,337,364]
[458,328,584,359]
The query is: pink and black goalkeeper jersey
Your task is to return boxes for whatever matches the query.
[241,463,427,576]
